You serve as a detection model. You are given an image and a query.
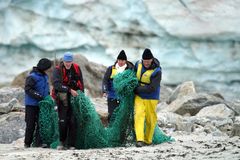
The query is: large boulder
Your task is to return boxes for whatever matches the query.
[157,111,183,127]
[0,87,24,104]
[159,84,173,103]
[0,98,18,114]
[187,116,234,136]
[224,100,240,116]
[196,104,235,119]
[162,93,224,116]
[167,81,196,104]
[0,112,25,144]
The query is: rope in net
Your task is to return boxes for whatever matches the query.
[38,70,173,149]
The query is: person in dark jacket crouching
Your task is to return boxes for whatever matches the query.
[24,58,52,148]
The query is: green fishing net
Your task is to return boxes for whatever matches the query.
[38,96,60,149]
[38,69,173,149]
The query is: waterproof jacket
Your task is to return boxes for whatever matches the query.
[25,67,50,106]
[52,62,84,98]
[134,58,161,100]
[102,61,134,99]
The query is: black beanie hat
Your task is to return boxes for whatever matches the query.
[117,50,127,60]
[142,48,154,60]
[37,58,52,71]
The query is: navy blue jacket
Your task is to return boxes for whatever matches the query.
[25,67,50,106]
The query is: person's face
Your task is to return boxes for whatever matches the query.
[63,61,73,69]
[142,59,153,69]
[117,59,126,67]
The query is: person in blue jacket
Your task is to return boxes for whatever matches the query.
[134,48,162,147]
[24,58,52,148]
[102,50,134,122]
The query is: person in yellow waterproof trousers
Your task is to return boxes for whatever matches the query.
[134,48,162,147]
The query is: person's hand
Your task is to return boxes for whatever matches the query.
[103,93,107,98]
[70,89,78,97]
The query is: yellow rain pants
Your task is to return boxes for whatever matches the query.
[134,95,158,144]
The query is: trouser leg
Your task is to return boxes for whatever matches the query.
[24,106,39,146]
[107,98,120,122]
[58,104,68,144]
[67,107,77,147]
[34,109,42,146]
[144,100,158,144]
[134,96,145,142]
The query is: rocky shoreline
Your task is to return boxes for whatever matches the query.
[0,78,240,159]
[0,133,239,160]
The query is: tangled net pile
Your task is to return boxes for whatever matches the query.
[38,96,60,149]
[39,70,173,149]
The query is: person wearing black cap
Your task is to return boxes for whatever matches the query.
[24,58,52,148]
[102,50,134,122]
[134,48,162,147]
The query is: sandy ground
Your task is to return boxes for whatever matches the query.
[0,133,239,160]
